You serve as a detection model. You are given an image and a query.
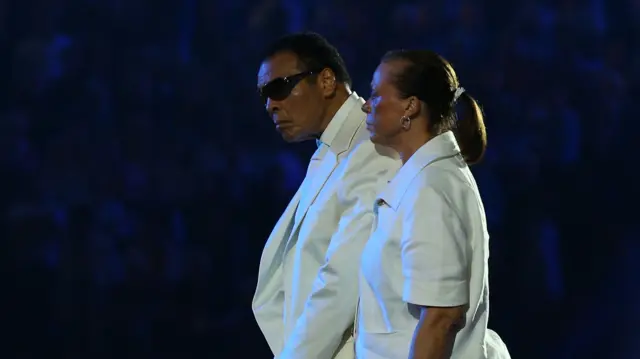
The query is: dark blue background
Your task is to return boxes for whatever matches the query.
[2,0,639,358]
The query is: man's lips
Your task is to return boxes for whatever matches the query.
[274,120,291,129]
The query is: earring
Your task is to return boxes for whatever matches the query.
[400,116,411,130]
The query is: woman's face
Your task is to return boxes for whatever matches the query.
[362,61,409,146]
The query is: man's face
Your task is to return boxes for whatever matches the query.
[257,52,324,143]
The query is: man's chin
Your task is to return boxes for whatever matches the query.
[279,132,297,143]
[278,130,306,143]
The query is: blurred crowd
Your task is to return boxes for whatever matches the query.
[2,0,639,358]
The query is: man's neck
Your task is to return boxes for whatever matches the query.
[317,88,352,133]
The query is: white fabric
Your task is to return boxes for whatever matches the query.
[253,92,402,359]
[355,131,510,359]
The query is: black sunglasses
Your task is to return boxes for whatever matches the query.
[259,70,320,104]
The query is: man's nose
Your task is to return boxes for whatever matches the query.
[266,98,279,115]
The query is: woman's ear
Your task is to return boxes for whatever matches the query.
[404,97,422,118]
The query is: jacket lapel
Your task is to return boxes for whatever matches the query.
[284,100,365,252]
[282,149,338,259]
[293,150,338,227]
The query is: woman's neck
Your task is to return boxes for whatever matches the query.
[393,132,431,164]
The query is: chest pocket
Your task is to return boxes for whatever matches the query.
[372,199,397,239]
[371,199,384,231]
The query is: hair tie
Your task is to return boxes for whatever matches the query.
[453,87,465,103]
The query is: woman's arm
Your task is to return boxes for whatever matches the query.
[400,182,472,359]
[409,305,466,359]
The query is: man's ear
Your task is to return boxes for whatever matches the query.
[318,68,337,97]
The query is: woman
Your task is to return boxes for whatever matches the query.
[356,50,510,359]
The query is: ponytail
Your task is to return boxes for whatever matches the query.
[454,92,487,165]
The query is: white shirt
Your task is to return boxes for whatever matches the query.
[356,131,510,359]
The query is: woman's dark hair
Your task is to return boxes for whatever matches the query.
[381,50,487,165]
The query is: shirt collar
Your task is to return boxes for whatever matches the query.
[378,131,461,210]
[318,92,361,148]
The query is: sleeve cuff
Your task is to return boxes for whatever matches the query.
[402,278,469,307]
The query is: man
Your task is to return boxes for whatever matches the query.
[252,32,400,359]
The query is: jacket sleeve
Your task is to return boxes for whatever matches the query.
[277,140,399,359]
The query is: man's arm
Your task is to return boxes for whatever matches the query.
[402,185,470,359]
[277,141,399,359]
